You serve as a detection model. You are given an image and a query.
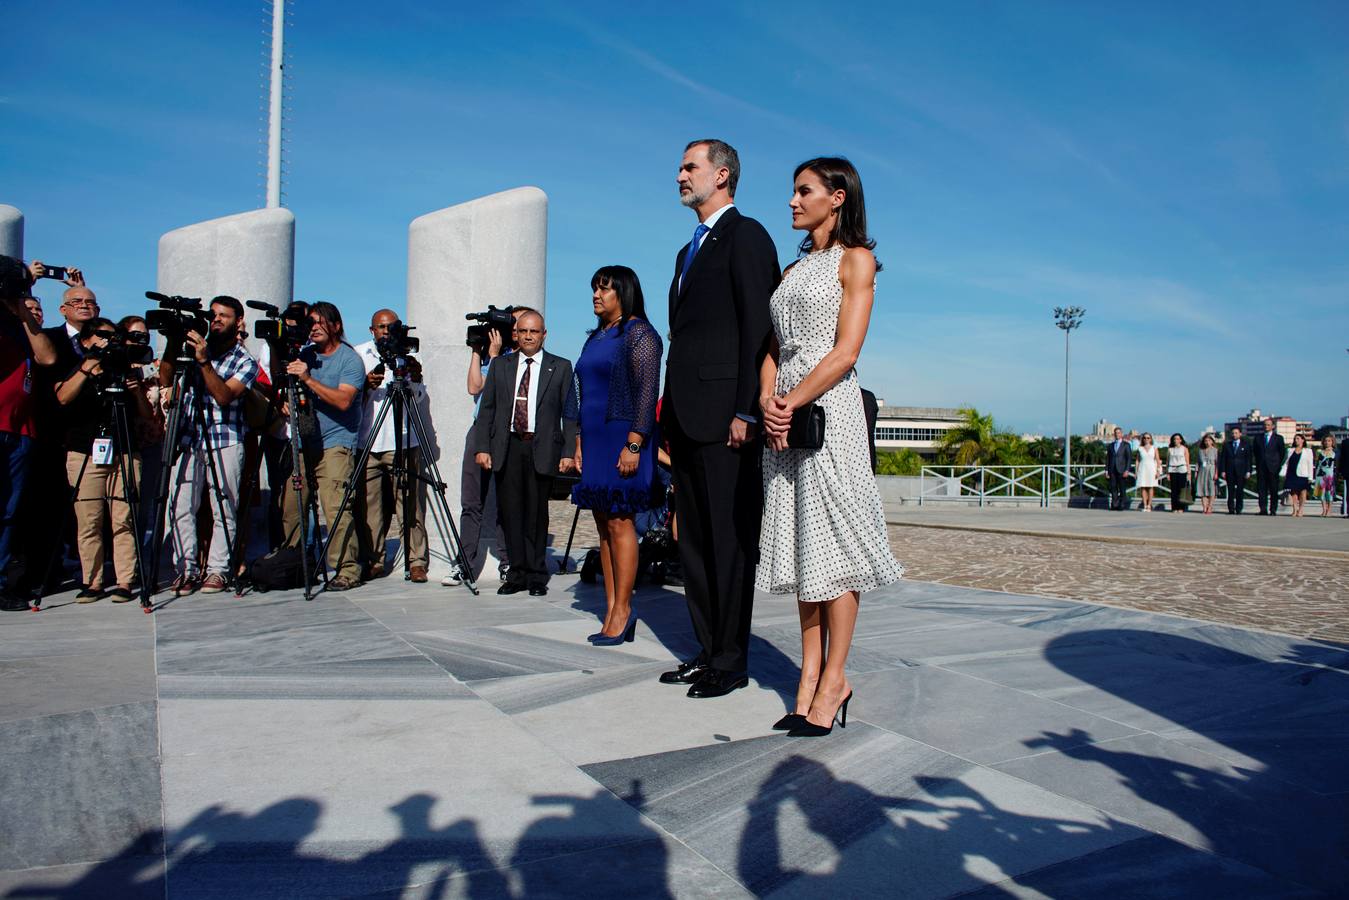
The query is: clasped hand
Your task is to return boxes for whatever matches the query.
[761,394,794,452]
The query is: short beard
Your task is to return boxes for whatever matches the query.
[679,187,710,209]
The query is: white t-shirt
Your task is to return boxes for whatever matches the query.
[355,339,426,453]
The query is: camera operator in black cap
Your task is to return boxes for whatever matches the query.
[53,318,155,602]
[0,256,56,610]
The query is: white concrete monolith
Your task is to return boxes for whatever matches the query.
[157,207,295,316]
[0,205,23,260]
[407,187,548,578]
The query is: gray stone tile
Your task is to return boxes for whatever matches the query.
[404,624,663,682]
[473,662,791,764]
[157,696,658,889]
[0,854,165,900]
[850,665,1141,764]
[853,619,1054,666]
[1180,623,1349,670]
[585,725,1139,899]
[156,617,418,676]
[938,642,1217,700]
[158,655,471,701]
[0,702,161,871]
[0,650,156,724]
[956,833,1326,899]
[355,597,579,634]
[994,731,1349,892]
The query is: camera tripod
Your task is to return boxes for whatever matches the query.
[35,379,153,613]
[319,362,478,595]
[145,347,246,600]
[271,368,328,601]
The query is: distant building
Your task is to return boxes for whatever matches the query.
[1083,418,1118,443]
[873,406,965,456]
[1223,408,1312,443]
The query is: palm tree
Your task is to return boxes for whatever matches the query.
[1028,436,1061,464]
[938,407,998,466]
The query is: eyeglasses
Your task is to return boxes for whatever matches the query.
[64,299,97,308]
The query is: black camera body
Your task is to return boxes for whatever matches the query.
[376,320,420,364]
[145,292,210,341]
[465,305,515,356]
[249,300,311,363]
[87,328,154,382]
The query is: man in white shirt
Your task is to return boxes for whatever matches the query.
[354,309,429,583]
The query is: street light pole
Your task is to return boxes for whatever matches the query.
[1054,306,1085,501]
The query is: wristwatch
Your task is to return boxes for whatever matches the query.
[625,441,643,454]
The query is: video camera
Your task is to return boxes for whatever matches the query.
[376,320,419,366]
[86,327,154,382]
[247,300,311,362]
[465,305,515,357]
[145,292,211,341]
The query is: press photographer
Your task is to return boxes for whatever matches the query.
[53,318,155,603]
[459,305,533,584]
[158,296,259,597]
[0,256,57,611]
[355,309,428,582]
[281,301,366,591]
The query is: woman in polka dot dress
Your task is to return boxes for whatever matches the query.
[758,157,904,737]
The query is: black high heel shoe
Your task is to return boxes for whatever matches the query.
[772,713,807,731]
[787,691,852,737]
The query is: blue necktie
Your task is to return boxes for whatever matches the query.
[679,223,710,286]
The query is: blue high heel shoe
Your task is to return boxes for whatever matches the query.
[591,616,636,646]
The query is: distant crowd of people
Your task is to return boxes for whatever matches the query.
[1102,422,1346,517]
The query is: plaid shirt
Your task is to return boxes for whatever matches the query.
[180,343,260,449]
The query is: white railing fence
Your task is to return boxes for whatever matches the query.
[918,465,1259,507]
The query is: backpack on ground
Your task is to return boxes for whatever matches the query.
[248,546,307,592]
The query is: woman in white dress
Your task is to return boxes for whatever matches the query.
[759,157,904,737]
[1135,432,1161,511]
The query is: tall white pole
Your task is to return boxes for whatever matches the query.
[265,0,285,209]
[1063,328,1071,494]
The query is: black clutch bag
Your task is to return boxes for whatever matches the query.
[787,403,825,450]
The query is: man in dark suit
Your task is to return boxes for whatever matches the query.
[659,138,779,699]
[1254,418,1285,516]
[1219,426,1251,514]
[1105,427,1132,511]
[473,311,577,596]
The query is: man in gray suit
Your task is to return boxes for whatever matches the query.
[473,311,577,595]
[1105,427,1133,511]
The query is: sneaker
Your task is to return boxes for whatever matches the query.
[170,574,200,598]
[76,587,104,604]
[440,572,463,587]
[199,574,227,594]
[107,586,135,603]
[326,575,361,592]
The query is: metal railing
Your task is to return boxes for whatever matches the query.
[918,465,1260,507]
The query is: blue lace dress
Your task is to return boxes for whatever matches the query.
[572,319,663,514]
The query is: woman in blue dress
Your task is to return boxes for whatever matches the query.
[572,266,663,644]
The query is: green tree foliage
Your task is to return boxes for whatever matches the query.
[875,448,925,476]
[1028,436,1061,463]
[936,408,1034,466]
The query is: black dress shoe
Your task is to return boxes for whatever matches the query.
[659,658,709,685]
[772,713,807,731]
[687,669,748,698]
[497,582,526,595]
[528,585,548,596]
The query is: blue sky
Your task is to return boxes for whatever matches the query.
[4,1,1347,436]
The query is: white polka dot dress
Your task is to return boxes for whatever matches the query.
[756,245,904,603]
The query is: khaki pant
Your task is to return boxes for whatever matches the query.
[361,448,428,569]
[66,450,142,589]
[281,445,361,581]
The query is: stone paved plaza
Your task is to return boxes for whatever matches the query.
[2,534,1347,898]
[884,512,1349,647]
